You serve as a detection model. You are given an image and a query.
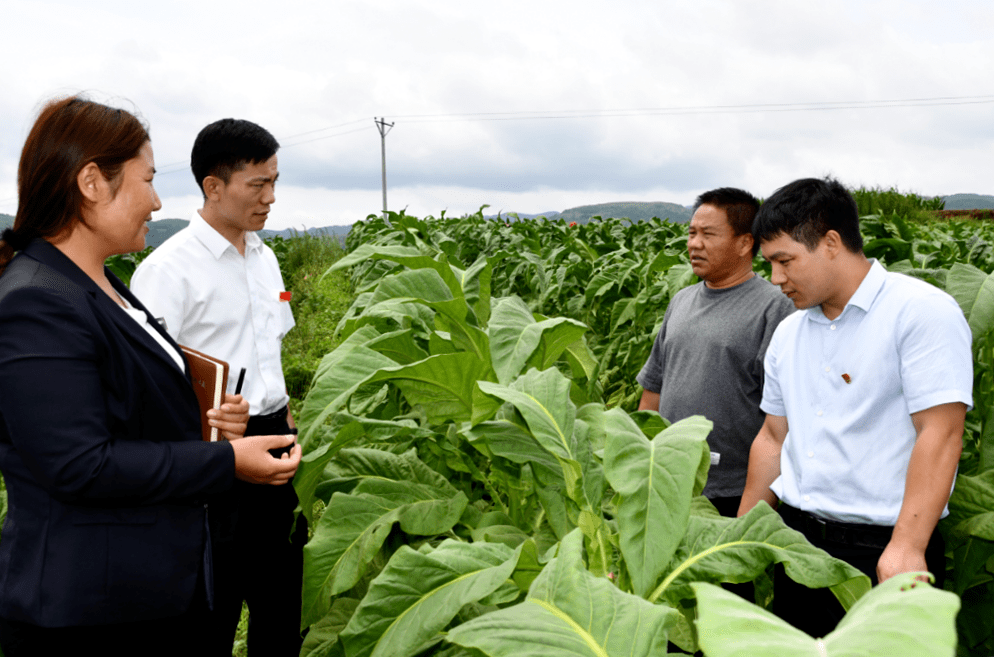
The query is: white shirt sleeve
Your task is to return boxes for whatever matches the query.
[130,260,188,342]
[897,290,974,414]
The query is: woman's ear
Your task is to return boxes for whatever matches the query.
[76,162,105,203]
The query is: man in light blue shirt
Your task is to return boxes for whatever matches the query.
[739,177,973,637]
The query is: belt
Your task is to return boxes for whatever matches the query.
[778,503,893,549]
[252,405,289,422]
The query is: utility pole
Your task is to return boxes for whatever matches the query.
[375,117,394,219]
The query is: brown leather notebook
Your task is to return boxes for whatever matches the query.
[180,345,230,441]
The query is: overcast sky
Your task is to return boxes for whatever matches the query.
[2,0,992,230]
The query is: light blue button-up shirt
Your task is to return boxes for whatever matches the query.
[762,260,973,525]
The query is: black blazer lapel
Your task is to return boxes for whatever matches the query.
[22,239,189,378]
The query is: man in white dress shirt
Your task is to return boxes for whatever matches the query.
[131,119,305,654]
[738,177,973,637]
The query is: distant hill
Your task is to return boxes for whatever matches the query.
[146,219,352,247]
[0,214,350,247]
[943,194,994,210]
[145,219,191,247]
[488,201,694,224]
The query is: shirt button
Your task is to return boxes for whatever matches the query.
[808,451,814,458]
[803,495,811,502]
[817,410,824,416]
[830,325,836,330]
[824,366,831,372]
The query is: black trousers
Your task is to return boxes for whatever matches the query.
[772,504,945,639]
[0,562,212,657]
[204,406,308,656]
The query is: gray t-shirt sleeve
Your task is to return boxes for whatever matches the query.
[636,301,678,394]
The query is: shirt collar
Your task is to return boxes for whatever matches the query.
[805,258,886,323]
[846,258,886,312]
[190,209,265,259]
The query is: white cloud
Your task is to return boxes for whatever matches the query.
[2,0,992,226]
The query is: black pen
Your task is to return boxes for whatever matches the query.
[234,367,247,396]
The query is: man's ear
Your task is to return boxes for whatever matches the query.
[738,232,755,258]
[76,162,105,203]
[203,175,223,202]
[823,230,843,257]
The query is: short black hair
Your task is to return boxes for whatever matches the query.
[694,187,761,255]
[191,118,279,198]
[753,177,863,253]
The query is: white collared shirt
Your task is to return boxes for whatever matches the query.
[762,260,973,525]
[131,210,294,416]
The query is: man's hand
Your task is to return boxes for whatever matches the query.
[230,434,301,485]
[208,393,250,441]
[877,540,929,583]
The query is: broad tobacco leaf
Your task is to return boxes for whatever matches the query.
[946,262,994,340]
[298,326,399,447]
[603,413,711,598]
[339,541,521,657]
[694,572,959,656]
[301,464,468,629]
[650,503,870,611]
[364,352,496,423]
[446,529,678,656]
[300,597,359,657]
[943,470,994,595]
[477,368,587,506]
[488,296,587,385]
[325,244,425,276]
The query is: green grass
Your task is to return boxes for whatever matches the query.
[268,232,355,409]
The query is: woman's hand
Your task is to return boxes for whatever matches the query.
[229,434,301,485]
[207,393,250,440]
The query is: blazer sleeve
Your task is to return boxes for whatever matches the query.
[0,284,234,506]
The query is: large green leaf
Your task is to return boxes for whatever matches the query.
[365,329,429,364]
[477,369,589,509]
[694,572,959,655]
[946,262,994,340]
[446,529,678,656]
[946,470,994,542]
[464,421,562,486]
[326,244,424,275]
[364,352,496,423]
[476,368,576,467]
[339,541,520,657]
[301,477,468,629]
[603,414,711,597]
[649,503,870,610]
[488,297,587,385]
[293,422,366,525]
[370,268,456,306]
[300,597,359,657]
[298,327,400,447]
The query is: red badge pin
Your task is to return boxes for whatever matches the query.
[841,373,852,384]
[279,291,292,302]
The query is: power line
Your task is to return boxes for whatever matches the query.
[153,123,376,176]
[389,95,994,124]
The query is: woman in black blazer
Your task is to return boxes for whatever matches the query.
[0,96,302,656]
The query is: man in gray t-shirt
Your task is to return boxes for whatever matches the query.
[637,188,794,517]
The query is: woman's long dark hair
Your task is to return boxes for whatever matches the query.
[0,95,149,274]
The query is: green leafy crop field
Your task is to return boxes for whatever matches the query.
[6,192,994,655]
[288,198,994,656]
